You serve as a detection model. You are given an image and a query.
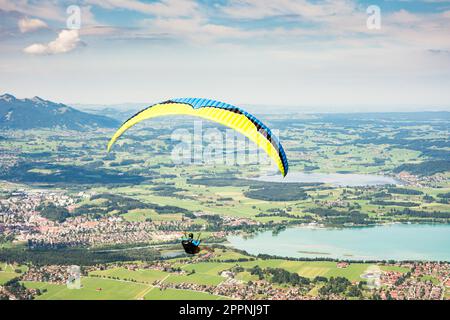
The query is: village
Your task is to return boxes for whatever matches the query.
[0,189,260,248]
[2,251,449,300]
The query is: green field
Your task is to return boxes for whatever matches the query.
[0,272,18,285]
[241,260,370,282]
[179,259,396,282]
[165,273,224,286]
[13,248,415,300]
[22,275,227,300]
[1,113,449,300]
[90,265,225,286]
[181,262,233,277]
[0,262,27,285]
[6,122,448,228]
[90,267,168,284]
[145,288,227,300]
[23,277,151,300]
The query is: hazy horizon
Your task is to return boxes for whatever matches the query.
[2,92,450,114]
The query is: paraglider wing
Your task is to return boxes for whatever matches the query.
[107,98,288,176]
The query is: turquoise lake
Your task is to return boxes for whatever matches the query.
[227,224,450,261]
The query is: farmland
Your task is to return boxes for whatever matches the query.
[9,247,443,300]
[0,112,449,300]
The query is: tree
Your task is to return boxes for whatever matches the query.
[347,285,362,298]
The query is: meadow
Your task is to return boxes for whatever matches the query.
[144,288,227,300]
[19,248,411,300]
[1,112,448,300]
[0,263,27,285]
[24,277,149,300]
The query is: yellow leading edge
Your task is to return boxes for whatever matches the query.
[107,102,287,176]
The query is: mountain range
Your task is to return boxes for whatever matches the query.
[0,94,119,130]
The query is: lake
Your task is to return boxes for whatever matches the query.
[227,224,450,261]
[255,172,401,187]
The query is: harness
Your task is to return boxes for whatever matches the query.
[181,239,201,254]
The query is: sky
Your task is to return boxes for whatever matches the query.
[1,0,450,112]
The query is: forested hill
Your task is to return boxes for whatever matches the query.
[0,93,119,130]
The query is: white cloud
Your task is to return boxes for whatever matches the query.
[143,16,259,43]
[1,1,99,25]
[218,0,358,21]
[390,9,422,24]
[18,17,47,33]
[0,0,64,21]
[86,0,199,18]
[23,29,82,55]
[80,25,119,36]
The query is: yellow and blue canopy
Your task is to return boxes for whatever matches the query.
[107,98,289,176]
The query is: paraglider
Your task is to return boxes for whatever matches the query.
[107,98,290,255]
[181,233,201,255]
[107,98,289,177]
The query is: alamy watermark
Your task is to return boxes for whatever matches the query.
[170,120,279,170]
[367,5,381,30]
[66,5,81,30]
[67,265,81,289]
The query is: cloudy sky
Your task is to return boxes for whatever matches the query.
[1,0,450,111]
